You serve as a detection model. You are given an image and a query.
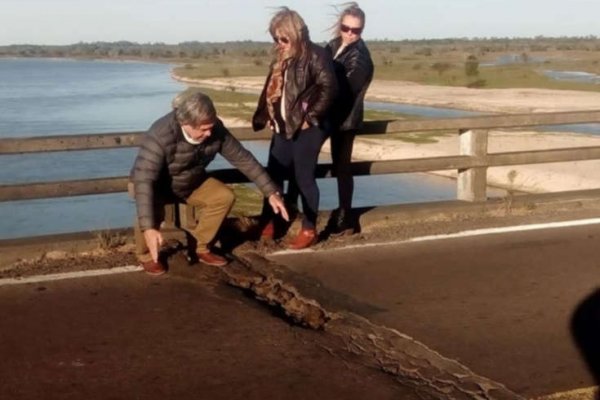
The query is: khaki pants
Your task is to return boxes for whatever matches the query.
[129,178,235,262]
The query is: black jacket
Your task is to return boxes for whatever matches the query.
[252,42,337,139]
[325,37,374,131]
[130,112,278,230]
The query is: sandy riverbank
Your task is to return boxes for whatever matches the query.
[172,74,600,114]
[340,131,600,193]
[174,73,600,193]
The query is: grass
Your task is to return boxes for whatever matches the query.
[364,109,415,121]
[170,41,600,94]
[173,58,269,80]
[181,86,258,104]
[215,101,256,122]
[178,87,259,123]
[95,230,128,250]
[175,52,600,93]
[373,61,600,91]
[368,46,600,91]
[230,184,263,217]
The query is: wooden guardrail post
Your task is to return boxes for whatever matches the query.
[457,129,488,202]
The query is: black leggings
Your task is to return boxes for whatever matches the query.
[262,126,326,229]
[330,129,357,210]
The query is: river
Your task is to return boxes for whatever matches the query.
[0,58,462,239]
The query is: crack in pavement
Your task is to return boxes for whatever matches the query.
[217,252,524,400]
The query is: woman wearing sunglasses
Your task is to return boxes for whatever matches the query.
[325,2,374,235]
[252,7,337,249]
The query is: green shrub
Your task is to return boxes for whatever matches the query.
[467,79,487,88]
[431,62,451,75]
[465,55,479,76]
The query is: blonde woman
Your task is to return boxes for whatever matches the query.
[253,7,337,249]
[325,2,374,235]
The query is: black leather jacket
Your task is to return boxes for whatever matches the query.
[253,42,337,139]
[325,37,374,131]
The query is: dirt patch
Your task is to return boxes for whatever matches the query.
[0,246,138,279]
[4,196,600,281]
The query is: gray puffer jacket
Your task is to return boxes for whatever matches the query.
[131,111,278,230]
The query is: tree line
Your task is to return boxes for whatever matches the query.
[1,36,598,61]
[0,41,271,60]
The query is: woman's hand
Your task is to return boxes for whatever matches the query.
[268,192,289,221]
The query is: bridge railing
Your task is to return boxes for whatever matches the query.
[1,109,600,206]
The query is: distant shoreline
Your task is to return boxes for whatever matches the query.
[170,73,600,114]
[169,72,600,194]
[5,57,596,195]
[0,55,176,65]
[345,130,600,194]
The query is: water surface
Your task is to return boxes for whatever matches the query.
[0,58,461,239]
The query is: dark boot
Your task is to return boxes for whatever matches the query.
[329,208,356,235]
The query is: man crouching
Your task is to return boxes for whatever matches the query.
[130,90,288,275]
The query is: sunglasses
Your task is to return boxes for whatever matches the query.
[273,36,290,45]
[340,24,363,35]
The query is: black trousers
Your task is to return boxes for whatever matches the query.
[330,128,357,210]
[262,126,327,229]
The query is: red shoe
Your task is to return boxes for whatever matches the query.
[141,260,166,276]
[197,251,229,267]
[288,228,317,250]
[260,221,275,240]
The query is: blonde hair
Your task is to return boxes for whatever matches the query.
[268,7,310,60]
[331,2,366,38]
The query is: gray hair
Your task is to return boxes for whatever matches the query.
[172,90,217,126]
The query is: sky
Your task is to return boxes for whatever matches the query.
[2,0,599,45]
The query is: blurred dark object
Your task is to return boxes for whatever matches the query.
[571,288,600,396]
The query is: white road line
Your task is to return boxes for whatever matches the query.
[0,265,143,287]
[532,386,598,400]
[5,218,600,282]
[271,217,600,256]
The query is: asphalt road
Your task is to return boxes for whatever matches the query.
[270,221,600,397]
[3,219,600,399]
[0,268,420,400]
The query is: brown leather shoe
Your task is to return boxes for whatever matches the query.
[260,221,275,240]
[197,251,229,267]
[288,228,317,250]
[141,260,166,276]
